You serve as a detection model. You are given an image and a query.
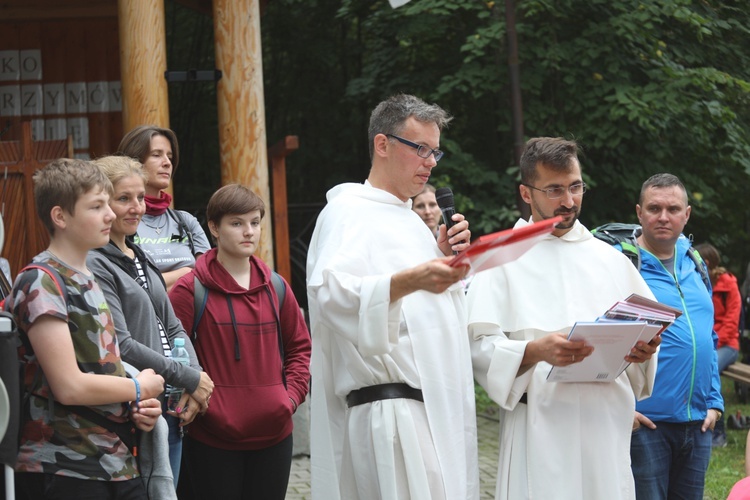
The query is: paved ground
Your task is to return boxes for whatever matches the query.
[285,413,500,499]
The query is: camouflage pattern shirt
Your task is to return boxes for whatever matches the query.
[4,252,139,481]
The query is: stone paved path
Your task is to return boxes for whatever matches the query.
[285,413,500,499]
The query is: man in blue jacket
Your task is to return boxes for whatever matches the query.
[630,173,723,500]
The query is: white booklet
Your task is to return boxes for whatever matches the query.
[546,321,662,383]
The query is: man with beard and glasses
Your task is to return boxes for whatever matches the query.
[466,137,661,500]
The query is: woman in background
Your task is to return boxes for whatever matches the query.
[411,183,442,238]
[696,242,741,448]
[118,125,211,292]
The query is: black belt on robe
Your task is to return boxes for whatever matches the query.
[346,383,424,408]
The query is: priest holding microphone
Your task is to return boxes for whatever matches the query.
[306,93,479,500]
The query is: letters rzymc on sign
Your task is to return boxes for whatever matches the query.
[0,49,121,151]
[2,81,122,117]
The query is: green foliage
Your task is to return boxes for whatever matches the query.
[164,0,750,270]
[704,377,750,499]
[164,1,221,213]
[259,0,750,268]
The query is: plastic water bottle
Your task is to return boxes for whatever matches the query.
[166,338,190,412]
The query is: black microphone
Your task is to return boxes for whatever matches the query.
[435,187,461,254]
[435,187,457,231]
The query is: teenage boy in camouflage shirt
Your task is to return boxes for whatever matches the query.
[4,158,164,499]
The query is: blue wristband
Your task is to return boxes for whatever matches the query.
[132,378,141,411]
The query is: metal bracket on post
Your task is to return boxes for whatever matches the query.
[164,69,222,82]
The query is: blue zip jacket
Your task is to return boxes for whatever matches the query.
[633,234,723,422]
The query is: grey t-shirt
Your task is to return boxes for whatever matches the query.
[134,210,211,273]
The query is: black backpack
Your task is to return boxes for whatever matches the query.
[591,222,711,292]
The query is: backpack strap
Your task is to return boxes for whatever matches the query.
[687,247,712,293]
[192,275,209,341]
[168,208,197,257]
[270,271,285,310]
[21,263,68,303]
[18,264,69,354]
[264,271,287,388]
[618,241,642,270]
[190,271,284,341]
[17,263,140,457]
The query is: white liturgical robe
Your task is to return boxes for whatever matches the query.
[467,218,657,500]
[307,182,479,500]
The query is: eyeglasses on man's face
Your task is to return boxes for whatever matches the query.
[386,134,444,162]
[522,182,587,199]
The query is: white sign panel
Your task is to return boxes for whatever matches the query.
[19,50,42,81]
[0,85,20,117]
[87,81,108,112]
[109,81,122,112]
[67,117,89,149]
[45,118,66,140]
[43,83,65,115]
[0,50,19,82]
[31,119,44,141]
[65,82,87,114]
[21,84,43,116]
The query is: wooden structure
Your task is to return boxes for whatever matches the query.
[0,122,72,275]
[724,362,750,404]
[269,135,299,284]
[212,0,273,265]
[0,0,291,275]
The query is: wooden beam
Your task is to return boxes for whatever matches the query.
[213,0,273,266]
[172,0,213,16]
[117,0,170,131]
[171,0,271,16]
[0,0,117,21]
[269,135,298,283]
[117,0,172,198]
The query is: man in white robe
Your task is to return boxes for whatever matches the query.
[467,137,660,500]
[306,94,479,500]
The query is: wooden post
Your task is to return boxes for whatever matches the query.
[212,0,273,266]
[117,0,170,131]
[117,0,173,198]
[269,136,299,284]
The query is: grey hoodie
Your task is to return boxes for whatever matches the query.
[87,240,201,393]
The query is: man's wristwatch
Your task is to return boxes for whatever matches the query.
[712,409,723,420]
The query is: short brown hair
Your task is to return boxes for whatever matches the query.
[638,173,687,206]
[368,94,452,163]
[33,158,112,235]
[520,137,580,184]
[206,184,266,227]
[118,125,180,172]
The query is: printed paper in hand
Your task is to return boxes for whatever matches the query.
[448,216,562,275]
